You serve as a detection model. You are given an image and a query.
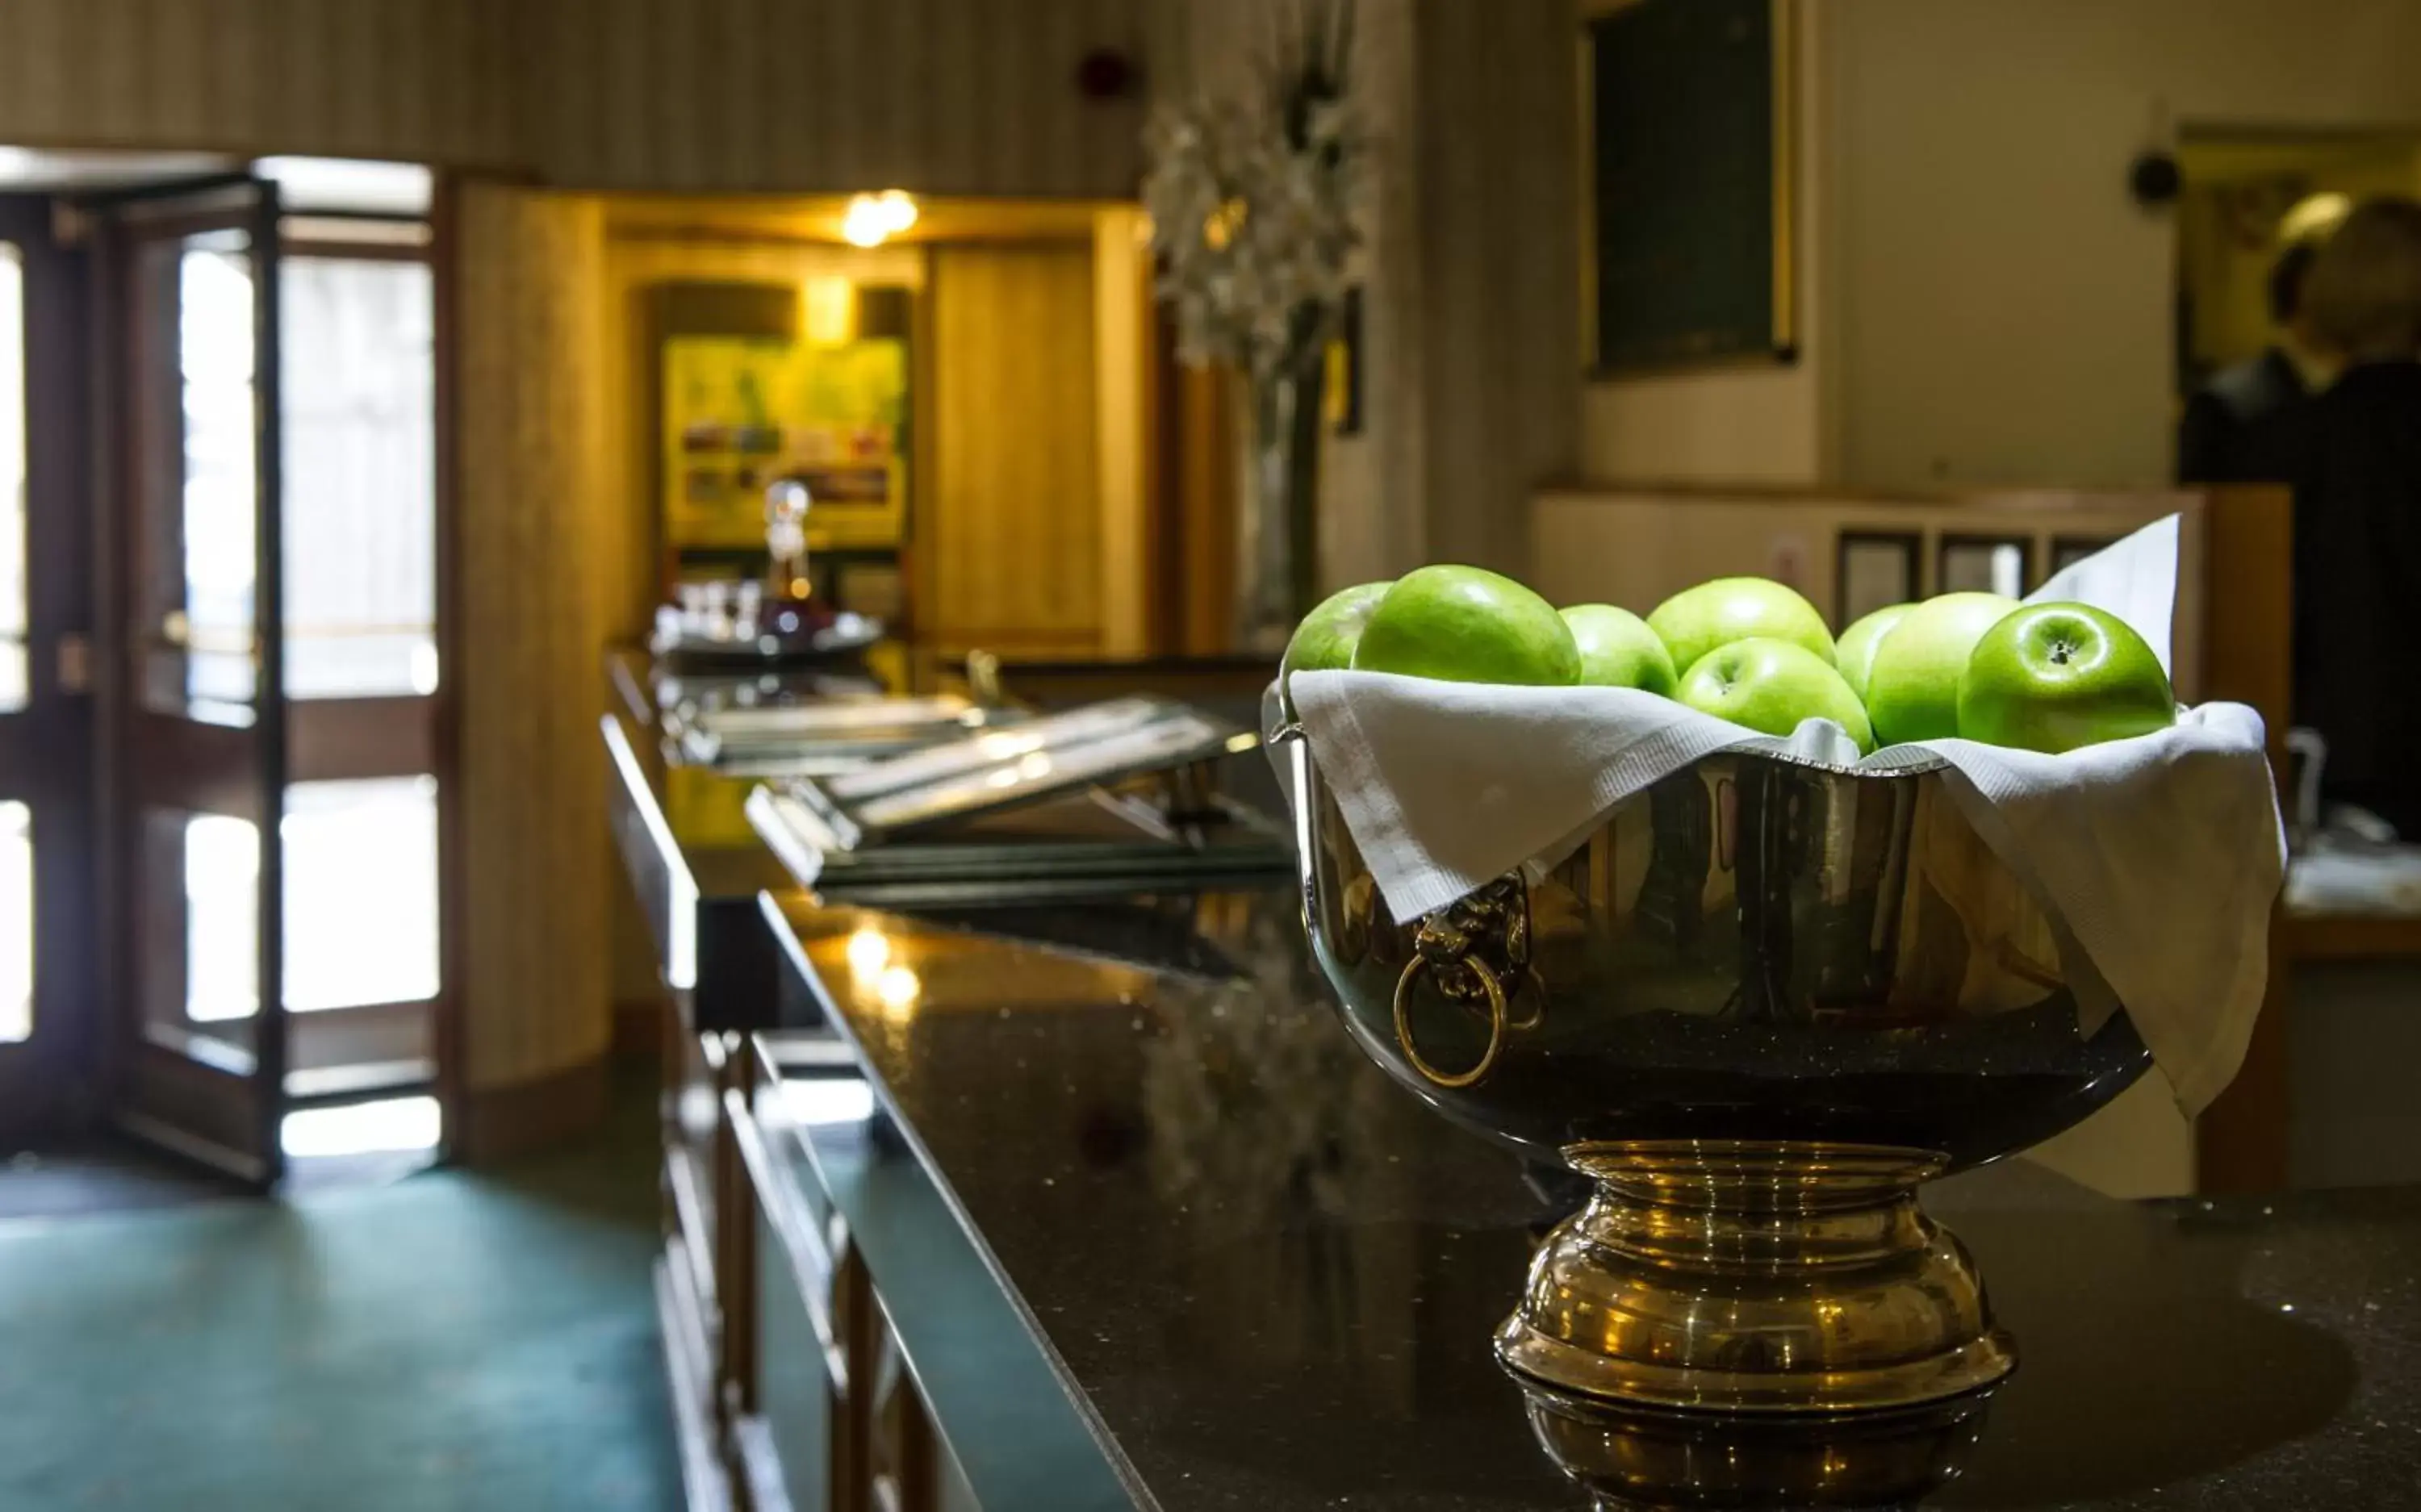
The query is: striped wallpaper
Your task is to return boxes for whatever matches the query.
[513,0,1165,196]
[451,184,613,1093]
[0,0,1171,197]
[0,0,517,167]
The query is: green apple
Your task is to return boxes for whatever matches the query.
[1279,580,1392,712]
[1353,565,1581,686]
[1561,604,1678,695]
[1958,603,2176,753]
[1676,637,1875,753]
[1834,602,1916,704]
[1863,592,2021,745]
[1647,578,1836,676]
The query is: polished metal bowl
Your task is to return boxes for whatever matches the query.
[1283,733,2151,1422]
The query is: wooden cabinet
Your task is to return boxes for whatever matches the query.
[659,1022,982,1512]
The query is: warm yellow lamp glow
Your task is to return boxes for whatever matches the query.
[2280,191,2353,249]
[842,190,919,248]
[845,926,891,979]
[875,965,921,1018]
[802,274,856,346]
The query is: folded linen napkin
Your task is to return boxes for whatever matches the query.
[1284,516,2285,1115]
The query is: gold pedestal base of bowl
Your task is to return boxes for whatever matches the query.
[1497,1141,2016,1417]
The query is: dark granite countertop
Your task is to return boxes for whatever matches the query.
[759,882,2421,1510]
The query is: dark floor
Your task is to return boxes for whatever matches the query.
[0,1079,681,1511]
[0,1138,249,1220]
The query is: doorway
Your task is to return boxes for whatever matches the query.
[2175,128,2421,394]
[0,152,450,1187]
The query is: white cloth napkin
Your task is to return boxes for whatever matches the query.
[1284,516,2284,1115]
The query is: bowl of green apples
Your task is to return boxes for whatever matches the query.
[1271,553,2273,1429]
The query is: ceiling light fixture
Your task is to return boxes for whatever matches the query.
[842,190,919,247]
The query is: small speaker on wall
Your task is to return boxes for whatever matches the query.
[1076,49,1139,101]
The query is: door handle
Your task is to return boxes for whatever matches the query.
[56,633,90,694]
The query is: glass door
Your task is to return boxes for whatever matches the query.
[274,228,442,1129]
[0,194,91,1138]
[95,178,289,1184]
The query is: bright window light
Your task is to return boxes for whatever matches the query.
[282,256,437,700]
[254,157,433,216]
[2,239,23,715]
[780,1077,876,1128]
[1,801,28,1043]
[282,1095,442,1157]
[186,814,260,1021]
[184,776,441,1021]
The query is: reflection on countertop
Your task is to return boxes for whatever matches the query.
[759,882,2419,1510]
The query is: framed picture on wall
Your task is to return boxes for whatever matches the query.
[1837,532,1920,625]
[1583,0,1799,372]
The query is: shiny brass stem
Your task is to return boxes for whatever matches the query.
[1497,1140,2015,1416]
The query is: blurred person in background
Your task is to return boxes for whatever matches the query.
[2177,193,2350,483]
[2277,195,2421,833]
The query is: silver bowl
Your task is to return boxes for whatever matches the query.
[1284,733,2150,1421]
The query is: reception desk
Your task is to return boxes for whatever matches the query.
[604,643,2421,1509]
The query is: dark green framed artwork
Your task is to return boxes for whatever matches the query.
[1583,0,1798,372]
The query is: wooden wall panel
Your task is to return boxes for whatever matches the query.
[0,0,516,166]
[450,183,613,1093]
[926,244,1103,654]
[1093,207,1153,655]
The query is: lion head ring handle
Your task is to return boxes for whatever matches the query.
[1390,875,1536,1089]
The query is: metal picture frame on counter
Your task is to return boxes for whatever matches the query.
[675,694,1001,774]
[787,696,1259,850]
[1937,534,2034,598]
[1835,531,1921,625]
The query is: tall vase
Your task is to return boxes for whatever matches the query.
[1235,345,1328,654]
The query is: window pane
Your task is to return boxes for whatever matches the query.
[1,801,28,1042]
[180,237,258,685]
[184,812,260,1023]
[1,242,23,713]
[282,1095,441,1158]
[180,776,441,1022]
[282,776,439,1012]
[282,257,436,699]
